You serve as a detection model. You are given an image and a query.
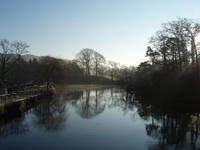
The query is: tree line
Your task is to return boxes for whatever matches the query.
[129,17,200,104]
[75,48,135,83]
[146,18,200,70]
[3,18,198,93]
[0,40,135,91]
[0,39,29,87]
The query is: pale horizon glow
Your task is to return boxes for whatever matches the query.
[1,0,200,66]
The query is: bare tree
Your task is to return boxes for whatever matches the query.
[0,39,13,85]
[163,19,189,68]
[108,61,119,81]
[150,30,169,67]
[146,46,160,65]
[12,41,29,59]
[180,18,200,64]
[76,48,94,76]
[93,51,105,76]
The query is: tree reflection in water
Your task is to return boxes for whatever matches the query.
[72,88,137,119]
[32,96,68,132]
[0,113,29,138]
[63,91,83,101]
[126,92,200,150]
[108,88,136,116]
[1,87,200,150]
[74,89,106,118]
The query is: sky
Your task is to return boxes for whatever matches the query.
[0,0,200,66]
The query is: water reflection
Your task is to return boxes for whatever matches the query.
[63,91,83,101]
[74,90,106,118]
[0,87,200,150]
[0,113,29,138]
[145,112,200,150]
[32,97,68,132]
[125,92,200,150]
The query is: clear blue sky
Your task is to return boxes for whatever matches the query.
[0,0,200,66]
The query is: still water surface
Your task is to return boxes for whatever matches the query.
[0,87,200,150]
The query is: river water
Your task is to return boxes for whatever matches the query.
[0,87,199,150]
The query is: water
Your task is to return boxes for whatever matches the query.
[0,87,200,150]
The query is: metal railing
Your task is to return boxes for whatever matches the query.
[0,87,46,105]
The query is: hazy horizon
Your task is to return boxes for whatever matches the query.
[1,0,200,66]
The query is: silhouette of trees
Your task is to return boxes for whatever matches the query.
[76,48,106,77]
[76,48,94,76]
[12,41,29,60]
[0,39,13,86]
[8,57,28,85]
[65,60,84,83]
[0,40,119,89]
[163,19,189,68]
[93,51,105,76]
[129,18,200,102]
[37,56,67,87]
[108,61,119,81]
[146,46,160,65]
[180,18,200,64]
[147,18,200,70]
[9,42,30,85]
[118,66,136,83]
[0,39,31,88]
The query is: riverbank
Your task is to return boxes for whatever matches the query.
[0,84,119,117]
[0,86,54,116]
